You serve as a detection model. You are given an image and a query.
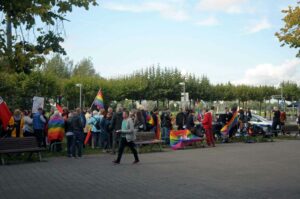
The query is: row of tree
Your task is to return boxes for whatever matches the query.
[1,55,300,111]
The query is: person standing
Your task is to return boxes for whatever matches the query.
[272,107,281,137]
[246,108,252,122]
[100,110,111,152]
[71,108,84,158]
[160,109,171,144]
[202,108,215,147]
[11,109,24,137]
[23,110,33,137]
[110,107,123,154]
[113,110,139,164]
[65,112,74,157]
[88,110,102,149]
[280,111,287,135]
[186,109,195,133]
[134,110,146,132]
[33,108,46,147]
[176,108,186,130]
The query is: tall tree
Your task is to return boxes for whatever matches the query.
[276,2,300,57]
[43,54,73,78]
[73,57,97,77]
[0,0,97,73]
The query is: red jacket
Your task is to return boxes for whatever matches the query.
[202,112,212,130]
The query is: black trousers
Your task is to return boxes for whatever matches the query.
[272,121,281,137]
[116,137,139,163]
[34,129,45,147]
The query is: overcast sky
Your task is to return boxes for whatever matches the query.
[62,0,299,86]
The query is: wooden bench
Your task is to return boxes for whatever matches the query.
[283,124,299,135]
[135,132,164,153]
[0,137,46,165]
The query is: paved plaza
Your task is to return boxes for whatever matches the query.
[1,140,300,199]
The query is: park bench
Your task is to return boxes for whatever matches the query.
[0,137,46,165]
[135,131,164,153]
[283,124,299,135]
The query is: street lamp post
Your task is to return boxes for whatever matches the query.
[179,82,185,109]
[75,83,82,109]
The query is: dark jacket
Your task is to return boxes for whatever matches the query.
[65,118,73,133]
[111,111,123,131]
[101,117,111,134]
[273,110,281,123]
[161,112,171,128]
[186,114,195,130]
[71,115,83,133]
[176,112,186,127]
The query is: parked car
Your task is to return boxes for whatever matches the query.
[249,114,272,135]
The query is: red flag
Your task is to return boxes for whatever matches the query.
[56,103,63,114]
[0,97,12,130]
[84,130,92,145]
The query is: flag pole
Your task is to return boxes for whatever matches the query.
[89,88,101,110]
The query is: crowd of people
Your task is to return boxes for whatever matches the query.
[0,104,299,161]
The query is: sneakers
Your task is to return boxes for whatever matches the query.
[132,160,140,164]
[112,160,140,164]
[112,160,120,164]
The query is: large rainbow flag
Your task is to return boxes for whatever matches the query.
[221,111,239,136]
[47,114,65,142]
[170,130,202,150]
[93,90,104,109]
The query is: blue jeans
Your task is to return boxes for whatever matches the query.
[72,132,83,157]
[92,132,100,148]
[66,135,74,156]
[162,127,170,144]
[100,132,109,149]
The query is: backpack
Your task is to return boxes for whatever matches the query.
[93,117,101,130]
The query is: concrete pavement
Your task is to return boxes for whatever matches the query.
[0,140,300,199]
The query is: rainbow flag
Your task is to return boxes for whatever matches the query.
[155,115,161,140]
[93,90,104,109]
[170,130,202,150]
[146,114,154,126]
[221,111,239,136]
[47,114,65,142]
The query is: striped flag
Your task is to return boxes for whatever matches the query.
[221,111,239,136]
[93,90,104,109]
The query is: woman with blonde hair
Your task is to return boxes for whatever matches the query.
[11,109,24,137]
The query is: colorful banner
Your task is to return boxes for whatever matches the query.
[93,90,104,109]
[221,111,239,136]
[48,114,65,142]
[170,130,202,150]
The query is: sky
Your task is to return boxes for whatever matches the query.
[62,0,300,86]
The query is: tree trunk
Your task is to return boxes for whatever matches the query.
[259,101,262,116]
[6,10,12,56]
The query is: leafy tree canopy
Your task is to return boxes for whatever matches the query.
[0,0,97,73]
[276,2,300,57]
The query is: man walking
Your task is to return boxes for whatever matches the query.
[113,110,139,164]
